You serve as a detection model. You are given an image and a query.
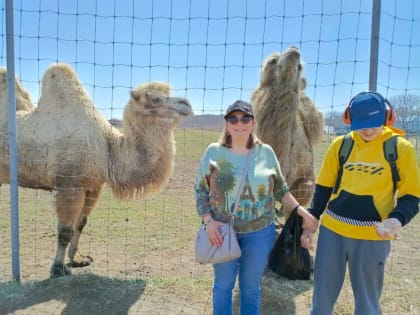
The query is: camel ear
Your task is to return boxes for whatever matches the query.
[268,56,277,65]
[130,90,140,102]
[260,53,280,85]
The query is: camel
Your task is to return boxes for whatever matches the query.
[251,47,324,207]
[0,63,193,277]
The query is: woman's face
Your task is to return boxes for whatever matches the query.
[355,126,383,141]
[226,111,256,138]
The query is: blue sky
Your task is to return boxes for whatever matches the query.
[1,0,419,120]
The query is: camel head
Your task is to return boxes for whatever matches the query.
[259,46,304,93]
[124,82,193,129]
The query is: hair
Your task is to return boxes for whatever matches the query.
[218,120,262,149]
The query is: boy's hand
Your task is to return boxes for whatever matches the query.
[375,218,402,238]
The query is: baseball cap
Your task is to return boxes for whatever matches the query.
[224,100,254,119]
[349,92,386,131]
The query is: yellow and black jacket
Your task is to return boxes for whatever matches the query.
[309,126,420,240]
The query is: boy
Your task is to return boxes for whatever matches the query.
[302,91,420,315]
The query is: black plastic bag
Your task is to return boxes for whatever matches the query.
[268,209,311,280]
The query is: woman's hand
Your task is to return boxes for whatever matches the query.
[297,206,319,233]
[300,229,315,250]
[205,220,225,247]
[375,218,401,238]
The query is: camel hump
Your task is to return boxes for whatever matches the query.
[299,94,324,143]
[38,63,94,111]
[44,63,79,81]
[0,67,34,114]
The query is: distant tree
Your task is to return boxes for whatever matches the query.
[389,94,420,130]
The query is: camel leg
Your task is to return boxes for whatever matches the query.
[50,187,85,278]
[68,189,100,267]
[289,173,315,208]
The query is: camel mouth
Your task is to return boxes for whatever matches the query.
[282,55,300,67]
[282,48,301,68]
[284,46,300,56]
[280,58,302,75]
[172,98,193,117]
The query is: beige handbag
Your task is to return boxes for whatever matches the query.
[194,150,253,264]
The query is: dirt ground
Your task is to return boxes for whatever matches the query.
[0,159,419,315]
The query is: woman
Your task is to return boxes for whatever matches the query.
[195,100,318,315]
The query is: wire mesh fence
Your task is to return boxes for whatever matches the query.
[1,0,420,314]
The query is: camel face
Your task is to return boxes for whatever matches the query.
[129,84,192,122]
[260,46,302,92]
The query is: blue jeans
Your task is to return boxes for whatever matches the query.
[213,223,276,315]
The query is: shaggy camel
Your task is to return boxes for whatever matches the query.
[0,63,193,277]
[251,47,323,207]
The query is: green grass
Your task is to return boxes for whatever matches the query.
[174,128,221,160]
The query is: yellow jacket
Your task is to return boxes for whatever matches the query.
[314,126,420,240]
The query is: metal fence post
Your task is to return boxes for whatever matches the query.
[369,0,381,92]
[6,0,21,282]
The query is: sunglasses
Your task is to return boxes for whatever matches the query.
[227,114,253,125]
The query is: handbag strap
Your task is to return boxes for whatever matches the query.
[230,149,253,224]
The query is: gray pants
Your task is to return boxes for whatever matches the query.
[310,226,391,315]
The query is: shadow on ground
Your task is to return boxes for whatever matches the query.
[0,273,145,315]
[232,269,313,315]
